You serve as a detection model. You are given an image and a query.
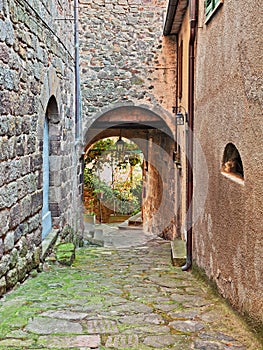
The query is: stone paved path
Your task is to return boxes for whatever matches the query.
[0,231,262,349]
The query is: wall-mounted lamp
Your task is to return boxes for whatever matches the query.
[115,130,125,153]
[173,106,188,125]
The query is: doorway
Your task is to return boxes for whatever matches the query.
[42,117,52,239]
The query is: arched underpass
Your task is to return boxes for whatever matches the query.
[83,105,177,239]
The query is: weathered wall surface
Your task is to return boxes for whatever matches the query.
[142,131,176,239]
[0,0,82,295]
[194,0,263,328]
[78,0,177,133]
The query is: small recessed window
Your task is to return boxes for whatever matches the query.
[221,143,244,183]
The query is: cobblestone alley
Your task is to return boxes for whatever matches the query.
[0,227,261,350]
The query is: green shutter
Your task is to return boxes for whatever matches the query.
[205,0,212,16]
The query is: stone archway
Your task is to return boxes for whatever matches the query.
[83,104,177,239]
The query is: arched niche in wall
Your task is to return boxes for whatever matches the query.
[42,96,61,239]
[221,143,244,182]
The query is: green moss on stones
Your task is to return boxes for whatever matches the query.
[55,243,75,266]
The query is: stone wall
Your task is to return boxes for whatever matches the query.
[78,0,177,132]
[0,0,82,295]
[194,0,263,329]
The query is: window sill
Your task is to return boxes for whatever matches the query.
[221,172,244,186]
[205,0,224,24]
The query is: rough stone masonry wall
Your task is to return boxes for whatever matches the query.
[0,0,80,296]
[78,0,177,131]
[79,0,178,238]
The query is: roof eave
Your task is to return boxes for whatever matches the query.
[163,0,189,36]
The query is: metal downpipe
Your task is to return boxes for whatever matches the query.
[182,0,197,271]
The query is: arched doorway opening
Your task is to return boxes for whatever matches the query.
[42,96,61,239]
[83,105,176,239]
[84,137,144,224]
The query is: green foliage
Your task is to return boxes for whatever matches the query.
[128,155,141,167]
[131,182,143,206]
[85,138,115,165]
[84,138,143,216]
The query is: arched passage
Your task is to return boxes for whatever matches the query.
[83,105,177,239]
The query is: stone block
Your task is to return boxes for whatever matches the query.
[6,268,18,289]
[30,154,42,172]
[31,191,43,213]
[9,203,21,229]
[49,155,61,172]
[33,246,41,267]
[14,116,22,135]
[9,248,18,269]
[0,254,10,278]
[15,135,25,157]
[28,213,41,233]
[27,135,36,154]
[29,228,41,248]
[49,140,61,155]
[20,196,32,221]
[50,171,61,186]
[0,209,9,237]
[3,158,20,184]
[16,236,28,258]
[25,252,34,272]
[0,116,9,136]
[0,238,3,258]
[8,136,16,159]
[0,136,9,161]
[5,21,14,46]
[17,257,27,282]
[55,243,76,266]
[50,202,61,217]
[21,156,31,176]
[0,19,6,42]
[0,276,6,296]
[4,231,14,252]
[16,179,27,201]
[14,224,24,243]
[0,91,12,115]
[26,173,37,194]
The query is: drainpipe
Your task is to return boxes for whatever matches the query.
[74,0,81,141]
[182,0,197,271]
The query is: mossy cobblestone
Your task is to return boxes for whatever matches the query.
[0,238,261,349]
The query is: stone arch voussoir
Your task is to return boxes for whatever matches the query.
[83,101,175,148]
